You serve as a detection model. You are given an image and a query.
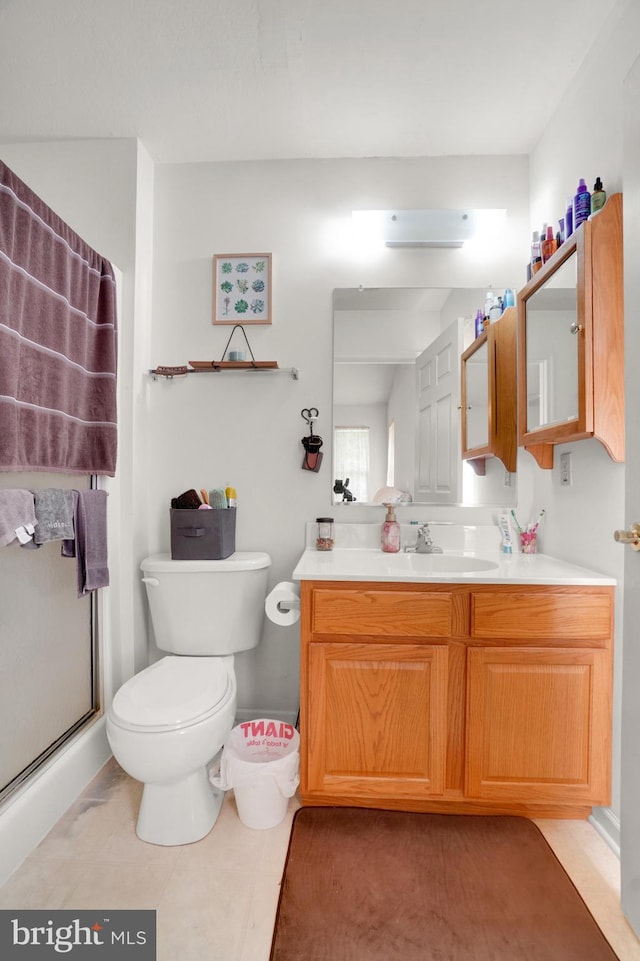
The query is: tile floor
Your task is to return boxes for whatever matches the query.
[1,758,640,960]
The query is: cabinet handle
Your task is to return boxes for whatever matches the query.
[613,523,640,550]
[570,322,584,334]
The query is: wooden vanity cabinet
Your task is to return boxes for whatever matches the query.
[299,581,613,818]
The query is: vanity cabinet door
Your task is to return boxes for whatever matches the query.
[465,646,611,806]
[303,641,448,803]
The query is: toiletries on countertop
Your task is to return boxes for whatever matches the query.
[498,512,513,555]
[591,177,606,214]
[316,517,334,551]
[381,504,400,553]
[573,178,591,231]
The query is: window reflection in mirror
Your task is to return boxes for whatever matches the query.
[333,287,518,507]
[524,254,578,432]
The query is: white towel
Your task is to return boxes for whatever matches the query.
[0,489,37,547]
[33,488,75,544]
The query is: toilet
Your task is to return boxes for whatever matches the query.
[106,551,271,846]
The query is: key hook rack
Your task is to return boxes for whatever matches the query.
[301,407,323,472]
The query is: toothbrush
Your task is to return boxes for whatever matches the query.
[530,509,545,533]
[510,510,523,533]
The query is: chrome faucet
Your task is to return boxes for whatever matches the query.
[405,523,443,554]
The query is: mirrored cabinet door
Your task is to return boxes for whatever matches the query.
[524,254,579,432]
[461,308,517,475]
[517,192,624,469]
[461,335,489,456]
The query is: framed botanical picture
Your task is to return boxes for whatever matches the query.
[213,253,272,325]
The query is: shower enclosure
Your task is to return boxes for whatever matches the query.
[0,473,98,802]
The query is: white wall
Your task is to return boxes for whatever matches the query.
[525,0,640,842]
[148,155,530,714]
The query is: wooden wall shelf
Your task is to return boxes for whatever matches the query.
[150,362,299,380]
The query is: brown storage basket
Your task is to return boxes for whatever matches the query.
[170,507,236,560]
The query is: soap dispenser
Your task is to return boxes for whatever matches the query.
[381,504,400,553]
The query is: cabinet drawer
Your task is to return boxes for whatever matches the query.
[310,587,465,638]
[470,589,613,642]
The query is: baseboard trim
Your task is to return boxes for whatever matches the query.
[589,805,621,858]
[234,708,298,726]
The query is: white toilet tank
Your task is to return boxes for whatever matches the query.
[140,552,271,655]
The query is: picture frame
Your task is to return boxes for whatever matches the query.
[213,253,272,325]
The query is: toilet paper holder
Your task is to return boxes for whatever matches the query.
[265,581,301,626]
[274,595,299,613]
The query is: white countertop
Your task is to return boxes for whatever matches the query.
[292,548,616,586]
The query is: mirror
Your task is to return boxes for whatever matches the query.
[523,254,578,432]
[464,340,489,450]
[333,287,518,507]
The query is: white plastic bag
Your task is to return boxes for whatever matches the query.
[210,719,299,828]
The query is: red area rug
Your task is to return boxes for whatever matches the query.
[270,807,619,961]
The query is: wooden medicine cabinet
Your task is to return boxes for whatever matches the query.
[517,193,624,469]
[461,307,517,474]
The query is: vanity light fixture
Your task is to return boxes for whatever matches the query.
[352,208,506,249]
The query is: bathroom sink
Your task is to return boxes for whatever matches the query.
[380,552,499,574]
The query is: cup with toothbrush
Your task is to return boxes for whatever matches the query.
[511,509,545,554]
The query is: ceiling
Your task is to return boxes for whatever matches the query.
[0,0,620,165]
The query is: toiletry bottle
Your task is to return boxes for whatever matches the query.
[381,504,400,553]
[573,178,591,231]
[591,177,606,215]
[474,308,484,339]
[530,231,542,275]
[565,198,573,238]
[541,225,557,263]
[498,512,513,555]
[489,296,503,321]
[225,486,237,507]
[503,288,515,309]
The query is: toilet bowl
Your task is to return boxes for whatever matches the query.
[106,551,271,846]
[107,655,236,845]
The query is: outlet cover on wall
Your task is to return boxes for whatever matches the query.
[560,451,572,486]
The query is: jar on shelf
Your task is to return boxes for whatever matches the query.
[316,517,334,551]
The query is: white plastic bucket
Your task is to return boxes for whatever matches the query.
[210,719,299,829]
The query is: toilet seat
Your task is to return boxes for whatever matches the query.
[109,656,233,733]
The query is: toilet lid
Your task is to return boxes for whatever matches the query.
[110,657,233,732]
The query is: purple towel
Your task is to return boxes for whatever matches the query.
[62,489,109,596]
[0,160,118,476]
